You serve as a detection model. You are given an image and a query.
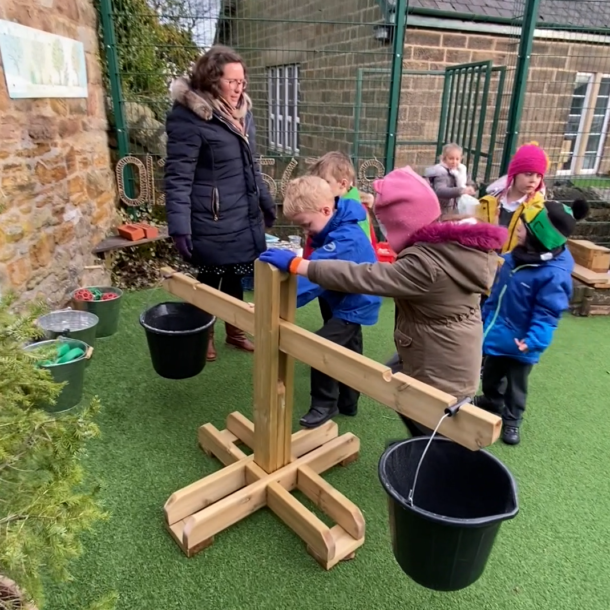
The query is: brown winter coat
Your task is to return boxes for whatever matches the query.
[307,220,508,399]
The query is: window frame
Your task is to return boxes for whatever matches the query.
[267,64,300,155]
[558,72,610,176]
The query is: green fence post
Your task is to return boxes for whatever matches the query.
[500,0,541,175]
[99,0,134,200]
[384,0,408,173]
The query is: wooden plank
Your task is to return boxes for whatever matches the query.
[93,226,168,254]
[279,322,500,450]
[198,423,248,465]
[181,433,359,550]
[297,465,365,540]
[267,482,335,561]
[568,239,610,273]
[161,267,254,335]
[572,263,610,286]
[291,421,339,459]
[164,460,248,526]
[252,260,290,473]
[307,524,365,570]
[226,412,255,448]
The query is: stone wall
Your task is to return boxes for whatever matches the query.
[0,0,117,306]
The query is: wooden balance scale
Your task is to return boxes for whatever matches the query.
[160,262,501,569]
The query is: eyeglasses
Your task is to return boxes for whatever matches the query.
[221,78,247,90]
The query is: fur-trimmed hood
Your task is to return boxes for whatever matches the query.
[405,218,508,251]
[169,76,252,121]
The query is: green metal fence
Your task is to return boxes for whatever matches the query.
[98,0,610,234]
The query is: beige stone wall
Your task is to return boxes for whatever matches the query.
[0,0,117,305]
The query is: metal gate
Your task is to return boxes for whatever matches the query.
[436,61,507,184]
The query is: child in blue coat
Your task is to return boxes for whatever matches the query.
[475,198,589,445]
[265,175,381,429]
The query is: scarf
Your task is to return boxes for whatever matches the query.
[199,90,248,135]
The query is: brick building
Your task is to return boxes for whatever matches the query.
[217,0,610,190]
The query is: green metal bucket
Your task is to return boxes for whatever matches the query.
[24,338,93,414]
[72,286,123,338]
[36,309,98,367]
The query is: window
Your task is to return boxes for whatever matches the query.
[559,72,610,175]
[268,64,300,154]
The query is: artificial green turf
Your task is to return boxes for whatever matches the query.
[45,291,610,610]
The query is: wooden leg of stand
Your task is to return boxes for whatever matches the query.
[198,423,248,464]
[297,465,365,540]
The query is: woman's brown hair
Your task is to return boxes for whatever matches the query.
[190,45,247,98]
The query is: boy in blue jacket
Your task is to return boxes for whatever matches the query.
[262,175,381,428]
[475,198,589,445]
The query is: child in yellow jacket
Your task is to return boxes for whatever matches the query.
[477,142,550,254]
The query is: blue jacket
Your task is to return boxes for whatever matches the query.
[482,248,574,364]
[297,198,381,326]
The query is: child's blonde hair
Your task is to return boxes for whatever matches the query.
[440,143,463,160]
[308,151,356,186]
[283,175,335,218]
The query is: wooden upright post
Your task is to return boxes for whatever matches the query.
[252,260,295,473]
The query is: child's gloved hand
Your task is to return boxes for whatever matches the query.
[259,248,297,272]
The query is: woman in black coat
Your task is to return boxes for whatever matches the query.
[164,45,276,362]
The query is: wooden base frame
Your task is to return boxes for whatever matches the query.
[164,412,365,569]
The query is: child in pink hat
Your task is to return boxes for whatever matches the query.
[260,165,508,437]
[478,142,550,254]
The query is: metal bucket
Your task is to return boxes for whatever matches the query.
[24,338,93,414]
[72,286,123,337]
[37,310,98,367]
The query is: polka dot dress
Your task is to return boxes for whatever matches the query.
[198,262,255,277]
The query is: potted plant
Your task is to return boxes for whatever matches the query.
[0,293,115,609]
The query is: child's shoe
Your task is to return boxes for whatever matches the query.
[300,406,339,428]
[502,425,520,445]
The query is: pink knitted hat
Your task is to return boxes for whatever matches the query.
[507,142,549,191]
[373,166,441,254]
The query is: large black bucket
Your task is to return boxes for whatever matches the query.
[379,437,518,592]
[140,302,215,380]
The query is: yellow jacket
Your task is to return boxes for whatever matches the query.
[476,190,546,254]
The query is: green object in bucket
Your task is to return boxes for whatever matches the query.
[72,286,123,338]
[25,338,92,414]
[36,309,99,367]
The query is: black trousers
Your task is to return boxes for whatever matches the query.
[479,355,533,426]
[197,271,244,301]
[311,311,363,413]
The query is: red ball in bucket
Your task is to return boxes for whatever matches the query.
[74,289,94,301]
[101,292,119,301]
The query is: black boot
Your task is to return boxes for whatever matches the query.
[502,425,520,445]
[299,405,339,429]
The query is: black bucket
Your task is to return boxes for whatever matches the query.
[379,437,518,592]
[140,302,215,380]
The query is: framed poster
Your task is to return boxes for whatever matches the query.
[0,20,88,98]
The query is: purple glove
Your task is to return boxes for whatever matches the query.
[172,235,193,261]
[259,248,297,272]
